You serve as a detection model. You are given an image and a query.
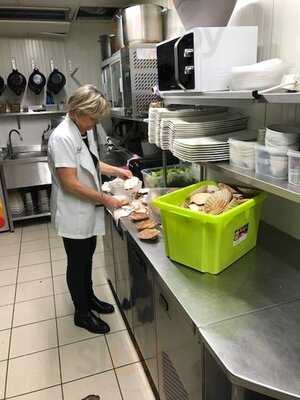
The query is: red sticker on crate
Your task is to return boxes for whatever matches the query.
[233,224,249,246]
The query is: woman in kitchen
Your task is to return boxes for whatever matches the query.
[48,84,132,334]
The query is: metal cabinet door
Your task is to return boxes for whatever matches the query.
[128,236,158,389]
[103,210,116,289]
[155,278,203,400]
[111,221,133,330]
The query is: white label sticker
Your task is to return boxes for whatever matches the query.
[136,48,157,60]
[233,224,249,246]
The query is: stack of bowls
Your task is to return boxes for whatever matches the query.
[265,125,300,151]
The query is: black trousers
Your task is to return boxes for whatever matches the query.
[63,236,97,314]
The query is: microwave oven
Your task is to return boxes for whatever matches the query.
[157,26,258,93]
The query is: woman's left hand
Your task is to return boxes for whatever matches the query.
[117,168,133,180]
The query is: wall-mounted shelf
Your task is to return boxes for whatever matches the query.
[209,162,300,204]
[0,110,66,129]
[162,90,300,106]
[0,111,66,118]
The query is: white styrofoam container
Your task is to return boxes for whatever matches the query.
[288,149,300,186]
[229,138,256,171]
[255,144,288,181]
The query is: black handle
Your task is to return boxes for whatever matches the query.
[159,293,169,312]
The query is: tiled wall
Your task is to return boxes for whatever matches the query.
[0,20,114,147]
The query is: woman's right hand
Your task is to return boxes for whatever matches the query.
[101,193,124,210]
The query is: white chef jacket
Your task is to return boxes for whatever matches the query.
[48,115,105,239]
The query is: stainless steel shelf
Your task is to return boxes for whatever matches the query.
[0,111,66,117]
[162,90,255,106]
[12,212,51,222]
[162,90,300,105]
[209,162,300,203]
[111,113,148,123]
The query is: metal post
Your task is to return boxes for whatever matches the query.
[231,385,246,400]
[162,150,167,188]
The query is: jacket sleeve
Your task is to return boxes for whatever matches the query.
[49,134,77,168]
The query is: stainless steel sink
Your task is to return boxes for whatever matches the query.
[12,151,47,160]
[0,145,51,189]
[4,145,47,160]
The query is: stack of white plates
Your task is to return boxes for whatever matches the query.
[37,189,50,213]
[8,190,25,217]
[173,130,256,163]
[160,112,249,151]
[147,106,228,146]
[265,125,300,152]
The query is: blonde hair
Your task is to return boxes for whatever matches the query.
[67,84,110,120]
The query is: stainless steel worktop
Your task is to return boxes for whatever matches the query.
[120,216,300,399]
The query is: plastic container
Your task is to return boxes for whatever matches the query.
[229,138,256,171]
[288,149,300,186]
[152,181,267,275]
[142,165,196,188]
[255,144,288,180]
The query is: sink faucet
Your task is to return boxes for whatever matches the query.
[7,129,23,159]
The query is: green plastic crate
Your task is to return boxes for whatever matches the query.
[152,181,267,274]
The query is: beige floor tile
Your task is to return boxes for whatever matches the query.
[63,370,122,400]
[0,236,21,248]
[57,315,97,346]
[0,329,10,361]
[13,296,55,327]
[100,308,126,334]
[92,268,108,286]
[52,259,66,277]
[0,361,7,399]
[53,275,68,295]
[116,363,155,400]
[94,284,116,305]
[10,319,58,358]
[0,284,15,306]
[21,239,49,254]
[22,223,48,233]
[6,348,60,398]
[55,292,74,318]
[106,330,139,368]
[60,336,113,383]
[0,268,17,287]
[51,247,66,261]
[0,255,18,271]
[19,249,50,267]
[16,277,53,302]
[49,237,64,249]
[18,263,52,283]
[22,230,48,243]
[10,386,62,400]
[93,253,106,268]
[0,243,20,257]
[0,305,13,331]
[96,237,104,252]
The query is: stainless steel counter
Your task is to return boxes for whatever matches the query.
[120,216,300,399]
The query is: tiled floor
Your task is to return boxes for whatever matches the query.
[0,222,155,400]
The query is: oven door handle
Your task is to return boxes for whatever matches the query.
[174,35,186,90]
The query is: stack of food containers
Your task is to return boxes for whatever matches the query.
[256,125,300,181]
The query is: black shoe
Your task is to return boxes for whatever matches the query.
[74,311,110,334]
[89,296,115,314]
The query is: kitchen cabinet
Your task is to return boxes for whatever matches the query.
[103,210,116,289]
[111,219,133,330]
[155,277,203,400]
[127,235,158,388]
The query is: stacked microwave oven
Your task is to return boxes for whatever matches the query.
[156,26,258,93]
[101,43,159,118]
